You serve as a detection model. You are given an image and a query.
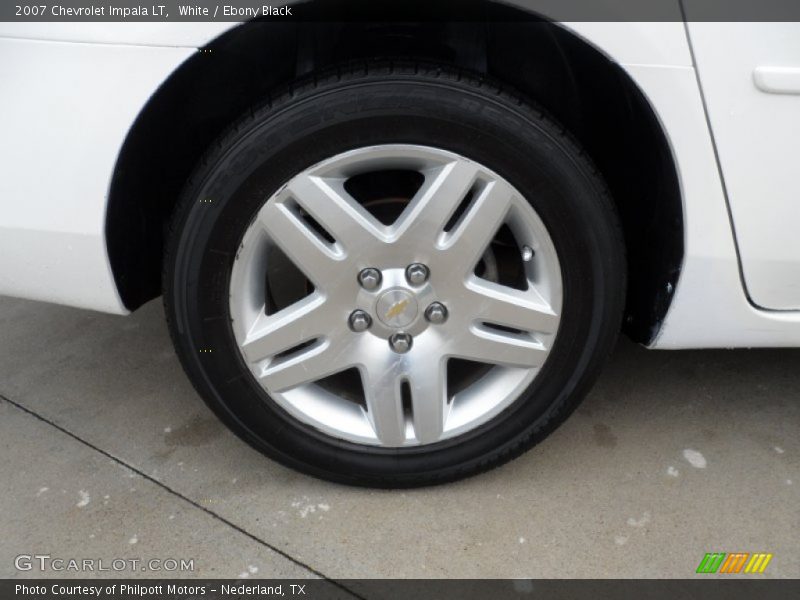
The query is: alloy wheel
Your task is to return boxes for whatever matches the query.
[229,145,562,447]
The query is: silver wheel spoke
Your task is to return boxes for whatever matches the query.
[362,364,407,446]
[257,202,344,286]
[467,279,559,335]
[286,174,384,252]
[454,327,548,368]
[408,358,448,444]
[260,340,347,392]
[240,294,329,364]
[442,180,514,274]
[395,160,480,242]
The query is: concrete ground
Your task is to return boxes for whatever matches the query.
[0,296,796,581]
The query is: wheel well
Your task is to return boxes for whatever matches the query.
[107,4,683,344]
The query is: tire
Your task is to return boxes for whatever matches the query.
[164,62,626,488]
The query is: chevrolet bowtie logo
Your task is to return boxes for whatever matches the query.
[385,299,411,320]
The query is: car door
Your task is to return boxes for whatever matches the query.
[686,21,800,310]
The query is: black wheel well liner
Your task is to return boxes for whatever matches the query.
[106,3,683,344]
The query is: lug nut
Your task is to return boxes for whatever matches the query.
[425,302,448,324]
[358,268,382,290]
[349,310,372,333]
[405,263,429,286]
[389,332,413,354]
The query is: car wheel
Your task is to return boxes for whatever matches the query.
[164,62,625,487]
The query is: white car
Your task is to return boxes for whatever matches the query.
[1,7,799,486]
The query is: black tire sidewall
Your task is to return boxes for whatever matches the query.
[165,71,625,486]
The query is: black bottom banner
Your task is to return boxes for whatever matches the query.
[5,579,800,600]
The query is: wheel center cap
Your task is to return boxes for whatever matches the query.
[376,289,418,328]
